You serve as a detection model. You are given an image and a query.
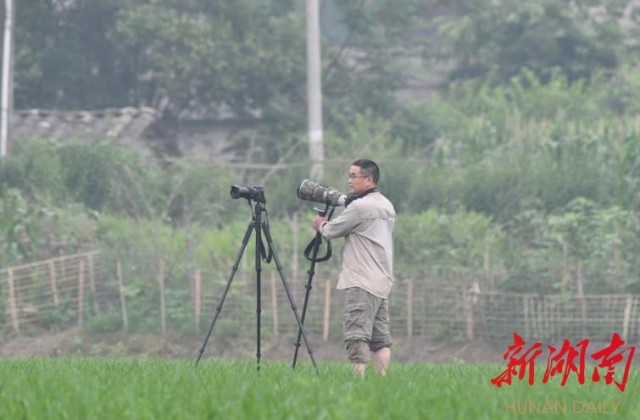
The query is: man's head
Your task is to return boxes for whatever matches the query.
[348,159,379,195]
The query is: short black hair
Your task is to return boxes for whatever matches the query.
[352,159,380,184]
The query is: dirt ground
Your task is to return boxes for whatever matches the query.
[0,329,503,363]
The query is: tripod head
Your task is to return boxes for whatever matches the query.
[234,187,272,264]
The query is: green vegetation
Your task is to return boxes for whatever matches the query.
[0,358,637,419]
[4,70,640,300]
[6,1,640,335]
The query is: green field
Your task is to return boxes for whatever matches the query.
[0,358,637,419]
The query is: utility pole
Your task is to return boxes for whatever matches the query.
[306,0,324,181]
[1,0,15,157]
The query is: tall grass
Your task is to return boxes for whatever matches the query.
[0,358,638,419]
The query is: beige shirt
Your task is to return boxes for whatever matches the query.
[319,191,395,298]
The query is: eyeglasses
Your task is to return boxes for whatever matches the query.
[348,174,370,180]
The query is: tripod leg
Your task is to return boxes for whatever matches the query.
[255,222,263,372]
[262,222,319,373]
[195,221,254,368]
[292,234,322,368]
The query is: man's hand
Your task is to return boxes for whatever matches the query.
[313,214,328,232]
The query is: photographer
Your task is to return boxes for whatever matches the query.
[313,159,396,376]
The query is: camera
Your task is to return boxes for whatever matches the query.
[297,179,347,207]
[230,185,265,203]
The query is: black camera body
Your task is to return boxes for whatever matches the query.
[230,185,265,203]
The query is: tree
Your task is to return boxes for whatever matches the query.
[112,0,307,119]
[15,1,129,109]
[432,0,637,85]
[322,0,430,126]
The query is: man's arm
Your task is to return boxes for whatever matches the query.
[313,206,361,240]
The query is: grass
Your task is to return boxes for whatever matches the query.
[0,358,638,419]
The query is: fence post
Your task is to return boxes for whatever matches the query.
[636,297,640,344]
[194,269,201,333]
[623,295,633,340]
[406,278,413,337]
[524,295,530,339]
[463,288,474,341]
[88,252,100,314]
[322,278,331,341]
[49,260,59,308]
[291,212,300,297]
[576,262,587,338]
[484,242,493,289]
[158,260,166,335]
[271,272,279,339]
[116,261,129,331]
[534,297,541,340]
[77,260,85,329]
[7,268,20,334]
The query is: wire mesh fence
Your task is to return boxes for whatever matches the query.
[2,251,639,347]
[0,252,101,335]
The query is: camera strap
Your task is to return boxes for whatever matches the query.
[344,187,378,207]
[304,233,332,262]
[303,205,336,262]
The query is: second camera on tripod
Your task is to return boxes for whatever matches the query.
[230,185,265,203]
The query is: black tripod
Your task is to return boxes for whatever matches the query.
[292,204,335,368]
[195,198,318,373]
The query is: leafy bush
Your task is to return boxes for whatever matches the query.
[1,140,65,203]
[85,312,125,333]
[499,199,640,294]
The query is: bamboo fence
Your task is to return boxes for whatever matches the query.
[2,252,640,346]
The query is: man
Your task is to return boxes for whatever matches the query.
[313,159,396,376]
